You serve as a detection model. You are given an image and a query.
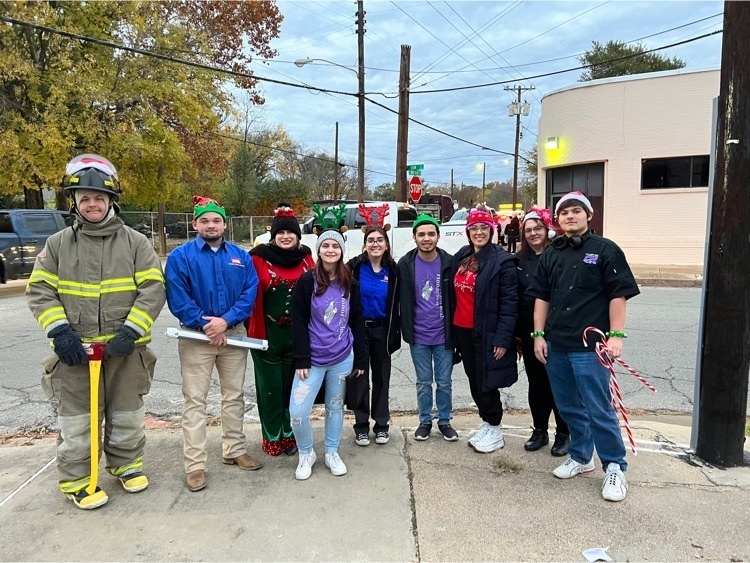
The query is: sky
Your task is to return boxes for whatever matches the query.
[244,0,724,192]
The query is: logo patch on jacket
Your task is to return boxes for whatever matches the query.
[583,253,599,265]
[230,257,243,267]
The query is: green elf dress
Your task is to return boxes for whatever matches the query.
[248,244,314,456]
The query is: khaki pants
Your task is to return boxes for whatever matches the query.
[178,325,249,473]
[41,347,157,490]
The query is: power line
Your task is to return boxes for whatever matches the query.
[410,29,722,94]
[365,97,534,165]
[0,15,358,98]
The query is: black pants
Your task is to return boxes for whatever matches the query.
[507,237,518,253]
[456,327,503,426]
[521,338,569,435]
[348,325,391,433]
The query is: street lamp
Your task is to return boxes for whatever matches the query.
[294,57,365,203]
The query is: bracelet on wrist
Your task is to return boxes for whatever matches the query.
[606,330,627,338]
[530,331,545,338]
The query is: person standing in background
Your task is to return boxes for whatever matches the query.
[166,196,261,493]
[506,215,521,253]
[247,204,314,457]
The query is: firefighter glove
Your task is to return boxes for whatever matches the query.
[49,324,88,367]
[104,326,140,359]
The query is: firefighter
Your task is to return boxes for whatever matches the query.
[26,154,166,510]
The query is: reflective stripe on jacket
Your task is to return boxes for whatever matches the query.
[26,217,166,344]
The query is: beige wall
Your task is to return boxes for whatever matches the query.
[538,69,719,267]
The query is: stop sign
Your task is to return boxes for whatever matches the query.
[409,176,423,203]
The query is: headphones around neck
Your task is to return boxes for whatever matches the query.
[551,230,591,250]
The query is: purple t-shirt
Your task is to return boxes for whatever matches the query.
[413,255,445,345]
[309,280,354,366]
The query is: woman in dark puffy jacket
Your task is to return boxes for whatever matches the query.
[451,208,518,454]
[506,215,521,253]
[346,225,401,447]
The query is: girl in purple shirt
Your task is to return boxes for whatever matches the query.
[289,230,367,480]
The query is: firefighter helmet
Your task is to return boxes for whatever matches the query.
[62,154,122,201]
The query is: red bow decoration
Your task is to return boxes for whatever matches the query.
[358,203,390,227]
[193,195,220,206]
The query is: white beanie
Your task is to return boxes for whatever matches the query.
[555,191,593,215]
[315,230,346,255]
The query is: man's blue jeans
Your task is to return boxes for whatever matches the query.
[410,343,453,426]
[545,343,627,471]
[289,354,353,454]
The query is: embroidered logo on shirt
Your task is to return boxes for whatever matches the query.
[324,300,338,325]
[230,257,243,267]
[583,253,599,265]
[421,279,433,301]
[383,275,389,282]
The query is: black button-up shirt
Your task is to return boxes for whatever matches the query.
[525,233,639,352]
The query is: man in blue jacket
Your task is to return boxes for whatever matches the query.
[166,196,260,492]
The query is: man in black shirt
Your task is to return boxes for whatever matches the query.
[526,191,639,502]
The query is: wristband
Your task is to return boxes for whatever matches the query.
[530,331,545,338]
[606,330,627,338]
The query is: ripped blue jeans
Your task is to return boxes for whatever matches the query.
[289,353,353,454]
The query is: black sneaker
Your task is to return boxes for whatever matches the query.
[550,433,570,457]
[414,423,431,441]
[375,430,390,445]
[524,428,550,451]
[438,424,459,441]
[355,432,370,446]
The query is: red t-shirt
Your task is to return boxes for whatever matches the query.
[453,260,477,329]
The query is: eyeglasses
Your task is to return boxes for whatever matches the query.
[366,237,386,244]
[467,224,491,232]
[524,226,546,235]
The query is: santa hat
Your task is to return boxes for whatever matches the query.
[270,203,301,239]
[523,208,553,230]
[554,191,593,215]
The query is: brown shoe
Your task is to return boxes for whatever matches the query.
[222,453,263,471]
[186,469,207,492]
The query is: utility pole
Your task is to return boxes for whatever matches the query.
[481,162,486,204]
[334,121,339,203]
[356,0,366,203]
[450,168,454,201]
[695,1,750,467]
[505,85,534,210]
[395,44,411,203]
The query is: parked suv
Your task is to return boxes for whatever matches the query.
[0,209,71,281]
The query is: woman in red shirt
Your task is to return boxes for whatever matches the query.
[451,209,518,454]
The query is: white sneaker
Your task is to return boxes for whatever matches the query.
[472,424,505,453]
[325,451,347,476]
[295,451,317,480]
[601,462,628,501]
[468,422,490,447]
[553,457,596,479]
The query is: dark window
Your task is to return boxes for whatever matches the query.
[641,156,709,189]
[397,207,417,227]
[21,213,58,234]
[0,213,12,234]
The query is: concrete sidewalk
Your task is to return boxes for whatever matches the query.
[1,412,748,562]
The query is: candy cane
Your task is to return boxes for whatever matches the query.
[582,327,656,454]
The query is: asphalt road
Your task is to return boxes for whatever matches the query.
[1,287,748,435]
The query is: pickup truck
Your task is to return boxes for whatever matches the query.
[0,209,71,281]
[253,201,468,260]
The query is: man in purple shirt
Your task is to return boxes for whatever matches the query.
[397,214,458,441]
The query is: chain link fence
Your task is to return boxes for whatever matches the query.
[120,212,311,254]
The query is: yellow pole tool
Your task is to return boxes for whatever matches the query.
[83,343,107,496]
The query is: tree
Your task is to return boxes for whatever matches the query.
[372,182,396,201]
[519,145,538,209]
[578,40,685,81]
[0,1,282,208]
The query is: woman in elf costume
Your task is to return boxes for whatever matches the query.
[247,204,315,456]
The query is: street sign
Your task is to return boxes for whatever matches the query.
[406,163,424,176]
[409,176,423,203]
